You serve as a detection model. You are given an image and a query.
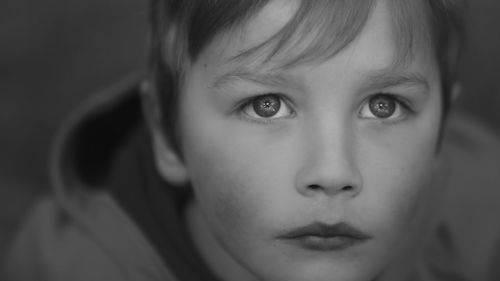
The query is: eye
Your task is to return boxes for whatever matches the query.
[239,94,294,121]
[359,94,408,120]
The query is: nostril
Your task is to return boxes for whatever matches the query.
[307,184,322,191]
[307,185,355,192]
[302,184,360,197]
[342,185,354,191]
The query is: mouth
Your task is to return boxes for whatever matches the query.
[277,222,373,252]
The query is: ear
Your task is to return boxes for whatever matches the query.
[140,80,189,186]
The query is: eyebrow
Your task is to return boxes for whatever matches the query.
[211,67,431,94]
[210,68,292,91]
[363,70,430,93]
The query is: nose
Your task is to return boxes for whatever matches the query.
[294,123,363,198]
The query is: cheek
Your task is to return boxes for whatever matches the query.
[181,124,276,243]
[185,145,249,229]
[358,120,440,238]
[179,94,300,237]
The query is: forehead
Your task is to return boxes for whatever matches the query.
[197,0,433,73]
[196,0,438,95]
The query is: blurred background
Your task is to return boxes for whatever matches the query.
[0,0,499,259]
[0,0,148,255]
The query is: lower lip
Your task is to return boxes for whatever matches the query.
[286,236,366,251]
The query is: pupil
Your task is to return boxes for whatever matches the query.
[253,95,281,118]
[369,95,395,118]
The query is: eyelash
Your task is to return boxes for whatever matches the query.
[358,93,415,122]
[235,94,295,124]
[234,93,415,124]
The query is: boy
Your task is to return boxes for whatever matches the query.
[4,0,500,280]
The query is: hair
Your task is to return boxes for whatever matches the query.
[148,0,465,153]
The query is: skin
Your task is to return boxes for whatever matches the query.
[152,0,443,280]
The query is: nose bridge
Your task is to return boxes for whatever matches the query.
[310,115,356,173]
[295,114,362,197]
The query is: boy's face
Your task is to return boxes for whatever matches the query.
[167,0,442,280]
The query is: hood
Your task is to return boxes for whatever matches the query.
[47,73,222,281]
[50,73,145,195]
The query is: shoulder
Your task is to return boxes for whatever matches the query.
[3,192,178,281]
[440,111,500,250]
[382,112,500,281]
[433,111,500,281]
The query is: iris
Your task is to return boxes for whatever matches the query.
[368,95,396,118]
[252,94,281,118]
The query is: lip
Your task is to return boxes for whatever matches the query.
[277,222,373,251]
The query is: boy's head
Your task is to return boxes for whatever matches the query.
[144,0,464,280]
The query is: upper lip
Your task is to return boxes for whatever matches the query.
[277,222,372,240]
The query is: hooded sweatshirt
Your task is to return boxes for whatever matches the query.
[3,75,500,281]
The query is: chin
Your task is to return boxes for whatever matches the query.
[250,254,381,281]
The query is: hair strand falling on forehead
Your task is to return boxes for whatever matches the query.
[147,0,465,153]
